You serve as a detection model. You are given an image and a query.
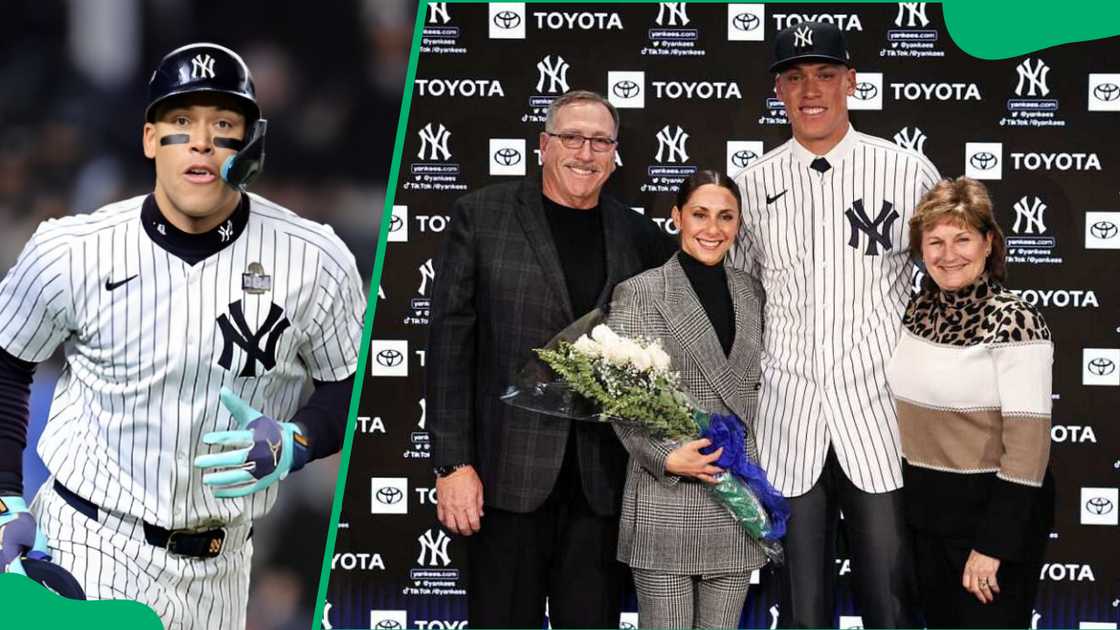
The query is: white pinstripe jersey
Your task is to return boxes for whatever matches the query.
[729,126,941,496]
[0,193,364,529]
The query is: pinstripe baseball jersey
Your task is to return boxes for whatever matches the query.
[0,192,363,530]
[729,125,940,496]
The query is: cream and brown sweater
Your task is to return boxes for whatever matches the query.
[887,275,1055,561]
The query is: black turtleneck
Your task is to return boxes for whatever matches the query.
[542,195,605,318]
[678,250,734,356]
[142,193,250,265]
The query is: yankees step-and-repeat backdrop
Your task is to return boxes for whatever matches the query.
[325,3,1119,629]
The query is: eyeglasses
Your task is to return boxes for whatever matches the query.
[545,132,617,153]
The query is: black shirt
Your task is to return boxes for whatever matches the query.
[678,250,735,356]
[542,195,606,318]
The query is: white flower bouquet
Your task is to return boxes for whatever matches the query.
[503,314,789,561]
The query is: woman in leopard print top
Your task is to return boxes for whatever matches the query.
[886,177,1054,629]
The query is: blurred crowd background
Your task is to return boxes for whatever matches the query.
[3,1,412,628]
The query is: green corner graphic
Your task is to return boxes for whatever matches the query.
[943,0,1120,59]
[0,573,163,629]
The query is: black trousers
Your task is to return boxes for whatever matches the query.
[913,530,1044,629]
[466,433,627,629]
[776,448,915,629]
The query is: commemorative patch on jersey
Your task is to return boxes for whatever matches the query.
[242,262,272,294]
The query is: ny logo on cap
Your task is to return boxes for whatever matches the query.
[794,26,813,48]
[191,54,216,80]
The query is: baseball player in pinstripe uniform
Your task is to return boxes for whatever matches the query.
[0,43,364,629]
[729,23,941,628]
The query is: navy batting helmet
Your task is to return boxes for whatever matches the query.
[21,557,86,600]
[145,43,260,123]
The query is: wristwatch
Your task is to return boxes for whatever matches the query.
[434,464,468,478]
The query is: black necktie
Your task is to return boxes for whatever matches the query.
[810,157,831,173]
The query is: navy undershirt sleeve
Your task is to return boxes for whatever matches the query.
[0,347,36,495]
[290,375,355,462]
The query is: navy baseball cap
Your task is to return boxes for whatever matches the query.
[769,21,852,73]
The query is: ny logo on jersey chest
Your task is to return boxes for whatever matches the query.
[844,199,899,256]
[216,300,290,377]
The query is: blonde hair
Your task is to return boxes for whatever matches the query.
[909,176,1006,282]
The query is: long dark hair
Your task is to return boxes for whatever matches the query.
[674,169,742,211]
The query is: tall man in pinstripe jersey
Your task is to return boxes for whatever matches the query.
[730,22,941,628]
[0,43,364,629]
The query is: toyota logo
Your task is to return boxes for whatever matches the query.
[1093,82,1120,102]
[1087,357,1116,376]
[389,215,404,233]
[375,486,403,505]
[732,12,760,31]
[612,80,641,99]
[1090,220,1118,240]
[374,621,403,630]
[852,82,878,100]
[493,147,522,166]
[731,150,759,168]
[1086,496,1114,515]
[969,151,998,171]
[376,349,404,367]
[492,10,521,29]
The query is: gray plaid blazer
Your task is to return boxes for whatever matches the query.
[607,254,768,574]
[427,178,676,515]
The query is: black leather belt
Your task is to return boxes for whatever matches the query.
[53,480,240,559]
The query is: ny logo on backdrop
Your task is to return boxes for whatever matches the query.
[417,123,451,161]
[418,259,435,295]
[1015,58,1050,97]
[893,127,927,154]
[894,3,930,27]
[216,301,291,377]
[656,3,689,26]
[191,54,215,79]
[417,529,451,566]
[1012,197,1047,234]
[655,125,690,163]
[845,200,899,255]
[536,55,570,93]
[428,2,450,24]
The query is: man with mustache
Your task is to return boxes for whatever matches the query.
[428,89,675,628]
[730,22,942,628]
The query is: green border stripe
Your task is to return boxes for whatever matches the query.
[310,2,430,627]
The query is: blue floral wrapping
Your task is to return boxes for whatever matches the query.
[696,412,791,555]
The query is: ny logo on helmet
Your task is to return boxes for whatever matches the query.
[191,54,216,80]
[794,26,814,48]
[216,301,291,377]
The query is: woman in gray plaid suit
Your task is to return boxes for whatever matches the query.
[607,170,767,628]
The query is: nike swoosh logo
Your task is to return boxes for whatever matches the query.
[104,275,138,291]
[766,190,788,205]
